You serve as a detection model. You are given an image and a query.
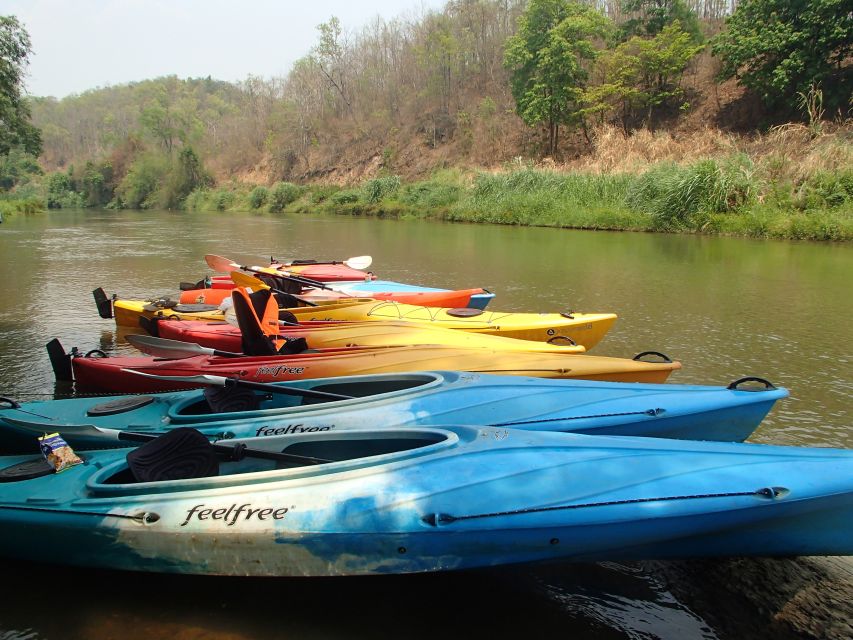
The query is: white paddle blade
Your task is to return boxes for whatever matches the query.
[3,416,121,441]
[120,369,229,386]
[125,335,214,359]
[344,255,372,270]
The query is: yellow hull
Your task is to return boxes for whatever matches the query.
[286,321,588,353]
[287,301,617,348]
[113,298,615,349]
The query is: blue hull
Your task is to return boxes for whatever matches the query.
[0,426,850,576]
[330,280,495,309]
[0,371,788,451]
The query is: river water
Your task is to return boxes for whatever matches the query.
[0,209,850,639]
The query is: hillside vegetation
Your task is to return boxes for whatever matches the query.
[1,0,851,239]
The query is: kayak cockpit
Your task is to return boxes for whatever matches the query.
[168,372,444,420]
[87,427,459,495]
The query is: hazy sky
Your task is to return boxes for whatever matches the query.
[7,0,447,98]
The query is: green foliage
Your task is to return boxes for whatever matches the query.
[45,171,84,208]
[0,196,44,216]
[330,189,360,205]
[249,186,269,209]
[308,185,341,204]
[268,181,302,212]
[80,160,114,207]
[712,0,853,113]
[504,0,612,154]
[589,22,703,126]
[115,153,170,209]
[402,180,462,209]
[211,188,235,211]
[0,16,42,157]
[795,170,853,209]
[363,175,400,203]
[618,0,702,44]
[625,156,757,229]
[0,148,42,190]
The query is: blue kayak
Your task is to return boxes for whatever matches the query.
[0,371,788,451]
[0,425,849,576]
[328,280,496,309]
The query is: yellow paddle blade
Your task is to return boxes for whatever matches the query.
[230,271,269,289]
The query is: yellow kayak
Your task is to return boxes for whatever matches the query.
[157,319,588,354]
[106,295,615,349]
[286,300,616,348]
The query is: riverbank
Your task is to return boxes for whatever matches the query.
[182,125,852,241]
[0,196,44,217]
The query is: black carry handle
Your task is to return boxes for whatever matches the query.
[727,377,777,391]
[632,351,673,363]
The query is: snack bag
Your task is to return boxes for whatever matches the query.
[38,432,83,473]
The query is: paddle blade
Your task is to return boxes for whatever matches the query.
[230,271,267,289]
[126,334,217,358]
[204,254,240,273]
[2,416,123,442]
[121,369,230,386]
[343,255,372,270]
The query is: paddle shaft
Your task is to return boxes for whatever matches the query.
[118,431,332,466]
[120,367,356,402]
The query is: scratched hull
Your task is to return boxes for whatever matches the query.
[67,346,680,393]
[0,371,788,450]
[0,426,850,576]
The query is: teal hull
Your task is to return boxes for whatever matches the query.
[0,426,850,576]
[0,371,788,451]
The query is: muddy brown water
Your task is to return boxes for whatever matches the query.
[0,209,850,639]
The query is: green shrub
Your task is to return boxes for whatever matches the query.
[626,157,758,229]
[249,186,269,209]
[212,189,235,211]
[330,189,360,205]
[363,175,400,203]
[309,185,341,204]
[268,181,301,212]
[402,180,462,208]
[795,170,853,209]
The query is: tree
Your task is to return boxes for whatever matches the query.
[0,16,41,158]
[712,0,852,115]
[618,0,703,44]
[504,0,611,154]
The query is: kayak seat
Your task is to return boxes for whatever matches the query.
[232,289,279,356]
[204,385,260,413]
[127,428,219,482]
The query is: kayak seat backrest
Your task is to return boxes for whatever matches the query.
[231,288,278,356]
[203,385,261,413]
[126,428,219,483]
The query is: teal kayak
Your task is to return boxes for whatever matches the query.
[0,371,788,451]
[0,425,849,576]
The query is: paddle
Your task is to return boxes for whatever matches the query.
[126,334,243,358]
[121,369,356,401]
[205,254,335,292]
[229,272,320,307]
[273,255,372,270]
[1,417,331,466]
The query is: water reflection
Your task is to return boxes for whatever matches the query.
[0,209,851,638]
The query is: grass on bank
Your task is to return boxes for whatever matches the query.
[183,157,852,241]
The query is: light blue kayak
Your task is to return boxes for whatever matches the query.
[0,425,849,576]
[0,371,788,451]
[328,280,496,309]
